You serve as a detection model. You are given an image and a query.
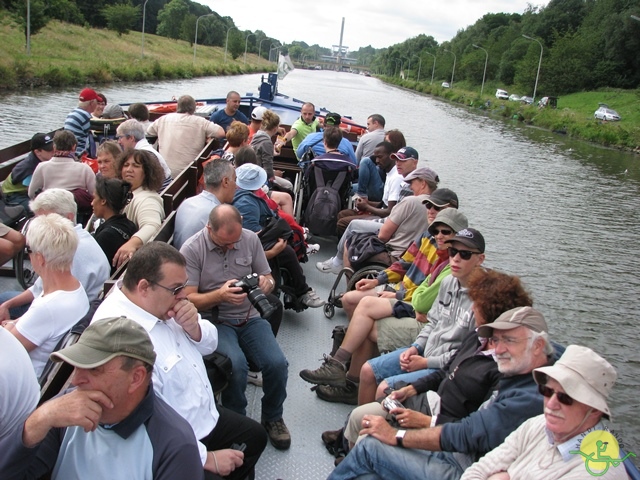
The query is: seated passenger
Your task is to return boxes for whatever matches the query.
[127,102,152,130]
[91,176,137,273]
[2,214,89,378]
[232,164,324,309]
[112,149,166,268]
[5,317,203,479]
[337,269,532,450]
[295,112,357,165]
[28,130,96,201]
[96,140,121,179]
[462,345,624,480]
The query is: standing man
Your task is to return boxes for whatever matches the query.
[2,133,55,213]
[147,95,225,177]
[93,242,267,479]
[181,204,292,450]
[355,114,386,164]
[280,102,319,158]
[5,316,204,480]
[209,91,250,131]
[64,87,100,157]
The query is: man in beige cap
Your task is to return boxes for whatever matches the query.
[462,345,629,479]
[5,316,203,480]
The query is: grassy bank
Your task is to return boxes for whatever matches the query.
[0,15,273,89]
[383,77,640,152]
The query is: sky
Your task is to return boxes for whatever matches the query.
[200,0,548,51]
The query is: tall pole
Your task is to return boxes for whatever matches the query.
[224,26,237,63]
[244,33,255,65]
[631,15,640,21]
[258,38,268,59]
[393,59,400,77]
[26,0,31,55]
[472,44,488,97]
[193,14,214,63]
[412,54,422,82]
[522,35,543,104]
[444,49,456,87]
[141,0,149,58]
[424,52,435,84]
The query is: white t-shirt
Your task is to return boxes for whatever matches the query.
[383,166,403,205]
[16,285,89,378]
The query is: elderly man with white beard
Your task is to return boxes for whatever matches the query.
[329,306,556,480]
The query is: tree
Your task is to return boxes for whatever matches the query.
[227,29,243,59]
[156,0,189,40]
[102,3,140,36]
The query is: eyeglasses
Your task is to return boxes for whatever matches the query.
[538,384,574,406]
[425,202,446,211]
[150,281,188,296]
[25,245,33,254]
[448,247,480,260]
[433,228,452,236]
[115,135,126,140]
[488,336,532,347]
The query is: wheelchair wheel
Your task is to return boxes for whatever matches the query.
[15,218,38,290]
[323,303,335,319]
[346,264,387,292]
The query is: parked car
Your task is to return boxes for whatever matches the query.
[495,89,509,100]
[538,97,550,108]
[441,82,450,88]
[508,94,521,101]
[594,106,621,122]
[520,96,534,105]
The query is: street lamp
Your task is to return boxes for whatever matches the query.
[193,14,215,63]
[141,0,150,58]
[26,0,30,55]
[424,52,436,85]
[631,15,640,21]
[258,38,269,59]
[412,54,422,82]
[268,41,280,62]
[472,44,488,97]
[522,34,543,104]
[444,49,456,87]
[224,26,238,63]
[244,33,255,65]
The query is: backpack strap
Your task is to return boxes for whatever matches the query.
[314,164,326,188]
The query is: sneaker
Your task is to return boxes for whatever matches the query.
[299,289,325,308]
[316,257,342,274]
[321,428,343,446]
[247,370,263,387]
[299,354,346,386]
[315,380,358,405]
[303,227,310,240]
[306,243,320,255]
[263,418,291,450]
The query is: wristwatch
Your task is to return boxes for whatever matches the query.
[396,429,407,448]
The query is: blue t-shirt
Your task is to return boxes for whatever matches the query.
[209,109,249,131]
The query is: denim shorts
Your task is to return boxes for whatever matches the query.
[368,347,437,387]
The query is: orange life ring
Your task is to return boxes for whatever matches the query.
[318,116,366,136]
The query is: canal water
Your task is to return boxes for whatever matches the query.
[1,70,638,456]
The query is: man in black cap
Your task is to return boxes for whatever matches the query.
[4,316,203,480]
[1,133,55,213]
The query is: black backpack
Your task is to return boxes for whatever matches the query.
[304,167,348,237]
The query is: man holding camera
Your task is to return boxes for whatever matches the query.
[181,204,291,450]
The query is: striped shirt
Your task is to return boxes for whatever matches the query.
[64,108,91,156]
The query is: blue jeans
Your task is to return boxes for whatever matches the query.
[0,291,30,318]
[368,347,438,388]
[354,157,384,202]
[214,316,288,422]
[328,435,466,480]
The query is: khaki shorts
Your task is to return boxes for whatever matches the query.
[0,223,10,237]
[376,315,424,353]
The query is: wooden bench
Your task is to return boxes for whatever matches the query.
[160,165,197,217]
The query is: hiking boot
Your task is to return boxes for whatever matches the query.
[321,428,343,446]
[299,289,325,308]
[247,370,263,387]
[316,257,342,274]
[263,418,291,450]
[299,354,346,386]
[315,380,358,405]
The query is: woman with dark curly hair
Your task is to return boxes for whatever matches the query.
[91,176,137,273]
[112,149,165,267]
[336,269,533,449]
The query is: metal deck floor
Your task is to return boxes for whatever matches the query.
[246,236,351,480]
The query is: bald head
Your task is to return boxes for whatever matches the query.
[208,204,242,233]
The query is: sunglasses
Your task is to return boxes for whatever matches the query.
[425,202,445,211]
[151,281,188,296]
[447,247,480,260]
[433,228,452,236]
[538,384,574,406]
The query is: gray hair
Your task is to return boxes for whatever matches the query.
[30,188,77,222]
[530,330,554,357]
[26,213,78,271]
[177,95,196,114]
[203,159,234,189]
[117,119,146,141]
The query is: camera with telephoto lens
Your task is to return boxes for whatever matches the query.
[233,273,276,319]
[382,396,404,412]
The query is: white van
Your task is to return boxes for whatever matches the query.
[495,89,509,100]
